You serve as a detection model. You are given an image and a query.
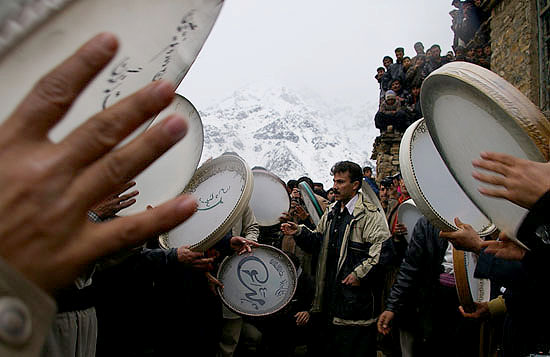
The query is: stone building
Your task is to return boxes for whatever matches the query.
[371,0,550,182]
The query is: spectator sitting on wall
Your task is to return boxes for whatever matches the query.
[374,91,409,133]
[376,66,387,101]
[406,54,426,90]
[389,47,406,84]
[423,44,448,76]
[390,79,410,106]
[401,56,412,88]
[411,41,425,66]
[466,46,476,63]
[454,46,466,61]
[406,84,423,122]
[381,56,395,92]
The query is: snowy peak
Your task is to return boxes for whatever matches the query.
[199,84,378,186]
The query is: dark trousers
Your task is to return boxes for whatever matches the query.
[328,324,377,357]
[374,110,410,132]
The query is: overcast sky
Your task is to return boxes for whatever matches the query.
[178,0,454,108]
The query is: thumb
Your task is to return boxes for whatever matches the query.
[454,217,464,228]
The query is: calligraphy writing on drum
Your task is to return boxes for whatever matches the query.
[197,186,231,211]
[102,10,199,109]
[237,256,269,310]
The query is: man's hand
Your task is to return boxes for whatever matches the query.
[281,222,299,236]
[294,311,310,326]
[393,223,408,237]
[205,272,223,296]
[342,273,360,286]
[177,246,214,271]
[377,311,395,335]
[472,152,550,209]
[279,212,292,223]
[439,217,483,253]
[230,236,260,255]
[0,33,197,294]
[481,233,527,261]
[459,302,490,320]
[294,204,310,221]
[90,181,139,220]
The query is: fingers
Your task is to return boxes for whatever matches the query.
[119,190,140,201]
[472,157,510,177]
[472,170,506,187]
[479,151,518,166]
[117,198,137,210]
[59,81,175,168]
[8,33,119,139]
[68,114,188,209]
[80,194,197,261]
[115,181,137,196]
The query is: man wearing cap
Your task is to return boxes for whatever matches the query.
[281,161,390,357]
[374,91,409,133]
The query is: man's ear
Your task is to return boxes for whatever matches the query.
[353,180,360,192]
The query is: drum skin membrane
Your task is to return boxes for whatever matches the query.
[422,62,550,245]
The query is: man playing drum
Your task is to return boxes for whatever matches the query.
[281,161,390,357]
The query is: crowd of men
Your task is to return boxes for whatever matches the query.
[374,1,491,134]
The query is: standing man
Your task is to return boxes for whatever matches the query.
[281,161,390,357]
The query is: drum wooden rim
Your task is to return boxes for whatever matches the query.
[399,118,496,235]
[159,154,253,252]
[452,248,491,313]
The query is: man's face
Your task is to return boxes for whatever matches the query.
[377,68,385,77]
[412,87,420,97]
[391,81,401,92]
[327,190,335,202]
[395,50,404,61]
[403,58,411,69]
[363,169,372,178]
[383,58,392,68]
[379,186,388,202]
[333,171,359,203]
[386,98,396,105]
[431,47,441,57]
[426,49,432,58]
[414,44,424,55]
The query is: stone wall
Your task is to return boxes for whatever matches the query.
[489,0,541,107]
[371,130,402,183]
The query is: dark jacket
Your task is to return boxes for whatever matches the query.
[384,217,448,319]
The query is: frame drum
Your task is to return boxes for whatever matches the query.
[298,182,323,225]
[0,0,222,144]
[422,62,550,246]
[217,245,297,317]
[397,199,423,243]
[361,180,390,232]
[453,248,491,313]
[249,169,290,227]
[120,94,203,216]
[159,154,253,252]
[399,118,495,235]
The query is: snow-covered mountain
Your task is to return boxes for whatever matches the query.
[198,83,379,187]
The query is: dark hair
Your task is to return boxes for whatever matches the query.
[327,188,335,194]
[297,176,314,190]
[414,41,424,48]
[403,56,411,61]
[430,44,441,51]
[377,66,385,72]
[287,179,298,190]
[331,161,362,187]
[383,56,394,63]
[380,177,393,188]
[395,47,404,53]
[363,166,372,173]
[391,79,402,85]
